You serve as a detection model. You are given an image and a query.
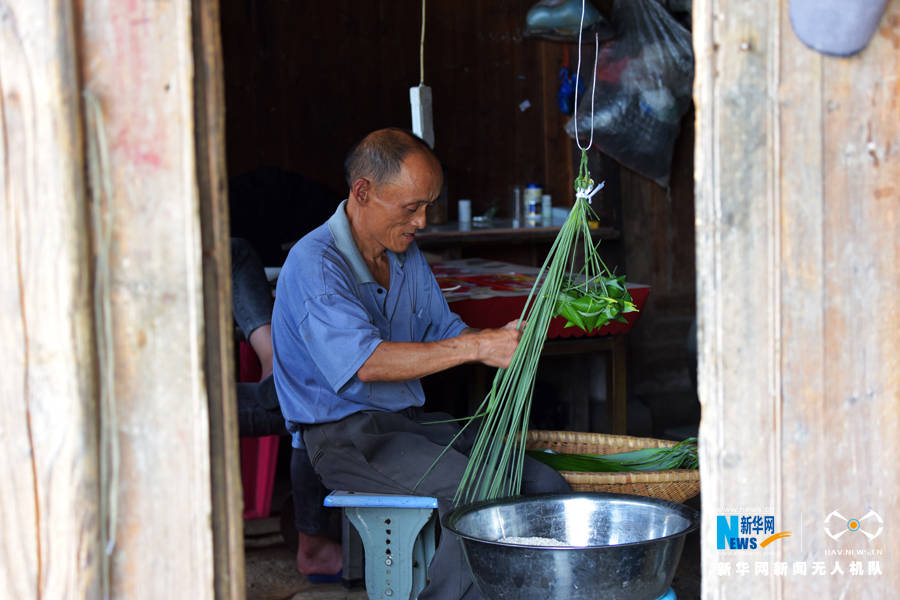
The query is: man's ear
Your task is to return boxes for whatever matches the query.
[351,178,371,204]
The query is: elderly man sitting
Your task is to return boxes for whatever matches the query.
[272,128,568,599]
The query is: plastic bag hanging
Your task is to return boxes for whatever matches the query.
[565,0,693,187]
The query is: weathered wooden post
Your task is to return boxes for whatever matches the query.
[695,0,899,597]
[1,0,241,597]
[1,1,100,597]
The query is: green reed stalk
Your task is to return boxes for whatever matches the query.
[452,194,604,506]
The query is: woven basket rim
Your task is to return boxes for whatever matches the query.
[558,469,700,484]
[526,429,679,450]
[526,430,700,487]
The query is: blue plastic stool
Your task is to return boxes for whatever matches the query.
[656,589,676,600]
[325,491,438,600]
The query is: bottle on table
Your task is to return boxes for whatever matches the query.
[524,183,542,226]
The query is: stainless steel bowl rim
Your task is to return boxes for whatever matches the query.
[443,492,699,550]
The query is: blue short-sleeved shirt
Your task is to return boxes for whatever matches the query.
[272,201,468,448]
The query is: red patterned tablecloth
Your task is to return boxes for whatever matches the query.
[431,259,650,339]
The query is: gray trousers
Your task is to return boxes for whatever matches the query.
[303,407,570,600]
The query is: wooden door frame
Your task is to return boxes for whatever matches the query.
[192,0,245,597]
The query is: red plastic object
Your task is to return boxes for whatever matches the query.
[239,341,263,382]
[240,434,280,519]
[238,341,280,520]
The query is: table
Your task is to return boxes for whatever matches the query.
[432,259,650,434]
[416,217,619,250]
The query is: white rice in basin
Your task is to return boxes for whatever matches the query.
[497,536,569,546]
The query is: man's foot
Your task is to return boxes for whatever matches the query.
[295,532,342,576]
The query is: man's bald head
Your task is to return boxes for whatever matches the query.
[344,128,440,189]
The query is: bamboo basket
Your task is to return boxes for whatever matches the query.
[526,430,700,503]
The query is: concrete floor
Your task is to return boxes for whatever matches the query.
[243,495,701,600]
[244,516,365,600]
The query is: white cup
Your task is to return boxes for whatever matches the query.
[458,199,472,226]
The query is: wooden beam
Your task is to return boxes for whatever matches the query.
[696,0,900,597]
[0,1,101,597]
[539,40,575,209]
[191,0,245,597]
[75,0,216,596]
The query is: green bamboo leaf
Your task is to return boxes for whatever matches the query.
[525,440,698,473]
[570,295,597,312]
[582,315,600,331]
[556,301,586,330]
[606,283,623,295]
[525,450,631,472]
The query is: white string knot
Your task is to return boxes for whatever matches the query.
[575,180,605,203]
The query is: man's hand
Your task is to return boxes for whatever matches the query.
[467,319,523,369]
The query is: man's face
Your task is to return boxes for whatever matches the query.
[363,152,442,253]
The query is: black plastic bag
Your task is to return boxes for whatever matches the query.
[565,0,693,187]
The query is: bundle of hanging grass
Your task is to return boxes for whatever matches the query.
[429,151,637,507]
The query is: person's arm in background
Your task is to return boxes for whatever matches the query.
[231,238,275,379]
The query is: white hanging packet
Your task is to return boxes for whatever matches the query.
[410,84,434,148]
[410,0,435,148]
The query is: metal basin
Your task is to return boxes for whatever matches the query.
[443,493,698,600]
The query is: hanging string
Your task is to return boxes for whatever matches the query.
[571,0,603,201]
[419,0,427,85]
[572,0,599,152]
